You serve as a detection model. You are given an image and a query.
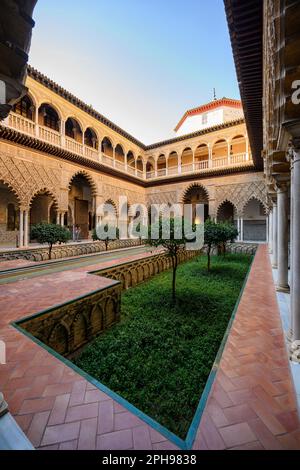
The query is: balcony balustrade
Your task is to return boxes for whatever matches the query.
[4,112,251,181]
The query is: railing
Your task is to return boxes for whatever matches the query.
[101,153,114,167]
[127,165,136,176]
[195,160,209,171]
[65,137,83,155]
[181,163,193,173]
[38,125,61,146]
[157,168,167,177]
[212,156,228,168]
[230,153,247,164]
[115,160,125,171]
[8,112,35,136]
[84,146,99,160]
[5,113,252,181]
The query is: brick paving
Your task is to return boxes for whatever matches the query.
[0,245,299,449]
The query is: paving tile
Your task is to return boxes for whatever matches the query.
[114,411,144,431]
[65,403,99,423]
[97,400,114,435]
[247,418,284,450]
[219,422,257,448]
[96,429,133,450]
[27,411,50,447]
[41,422,81,446]
[132,425,152,450]
[48,394,70,426]
[77,417,97,450]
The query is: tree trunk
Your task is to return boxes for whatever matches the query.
[207,246,211,271]
[49,243,53,260]
[171,254,178,303]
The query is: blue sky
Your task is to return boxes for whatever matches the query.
[29,0,239,143]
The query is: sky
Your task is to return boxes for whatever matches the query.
[29,0,240,144]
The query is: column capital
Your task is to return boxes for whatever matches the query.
[275,180,289,193]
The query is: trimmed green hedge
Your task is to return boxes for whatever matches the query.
[74,253,252,438]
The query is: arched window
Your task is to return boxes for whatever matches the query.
[65,118,82,143]
[13,95,34,120]
[84,128,98,149]
[39,104,59,131]
[101,137,113,158]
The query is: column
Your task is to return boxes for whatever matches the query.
[290,145,300,358]
[113,147,116,168]
[19,209,24,248]
[276,183,289,291]
[268,209,273,253]
[227,141,231,165]
[178,155,181,174]
[60,212,65,226]
[23,210,29,247]
[240,218,244,242]
[272,200,278,268]
[154,159,158,178]
[35,106,39,137]
[56,212,60,225]
[60,120,65,147]
[266,215,269,243]
[192,150,195,171]
[246,139,249,160]
[208,147,213,169]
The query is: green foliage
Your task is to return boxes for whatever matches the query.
[92,224,120,250]
[204,220,238,270]
[145,217,193,301]
[31,223,70,259]
[74,253,252,439]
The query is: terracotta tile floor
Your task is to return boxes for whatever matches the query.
[193,245,300,450]
[0,245,299,450]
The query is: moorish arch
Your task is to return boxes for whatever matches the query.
[241,197,267,242]
[68,172,97,239]
[181,183,210,222]
[29,188,59,231]
[0,180,21,245]
[216,199,238,223]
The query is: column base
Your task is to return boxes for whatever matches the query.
[286,328,293,343]
[276,284,290,293]
[290,340,300,363]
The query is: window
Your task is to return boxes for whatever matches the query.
[13,96,34,120]
[202,113,208,125]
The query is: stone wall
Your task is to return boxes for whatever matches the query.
[94,249,199,291]
[17,283,121,357]
[0,238,142,262]
[18,248,199,357]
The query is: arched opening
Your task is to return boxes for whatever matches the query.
[157,154,166,176]
[181,147,193,173]
[212,139,228,167]
[115,144,125,168]
[38,104,60,131]
[230,135,247,163]
[217,201,237,225]
[0,182,19,247]
[65,118,83,143]
[136,156,144,177]
[69,174,94,239]
[127,151,136,175]
[183,184,209,223]
[146,157,155,179]
[101,137,114,161]
[12,95,35,121]
[30,190,58,240]
[168,151,178,175]
[242,198,267,242]
[84,127,98,149]
[194,144,209,170]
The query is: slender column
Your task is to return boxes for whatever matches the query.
[246,139,249,160]
[192,150,195,171]
[56,212,60,225]
[240,218,244,242]
[276,183,289,291]
[60,120,65,147]
[266,214,269,243]
[290,145,300,359]
[227,142,231,165]
[208,147,213,169]
[23,210,29,247]
[178,155,181,174]
[272,201,278,267]
[19,209,24,248]
[60,212,65,226]
[268,209,273,253]
[154,158,158,178]
[113,147,116,168]
[35,107,39,137]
